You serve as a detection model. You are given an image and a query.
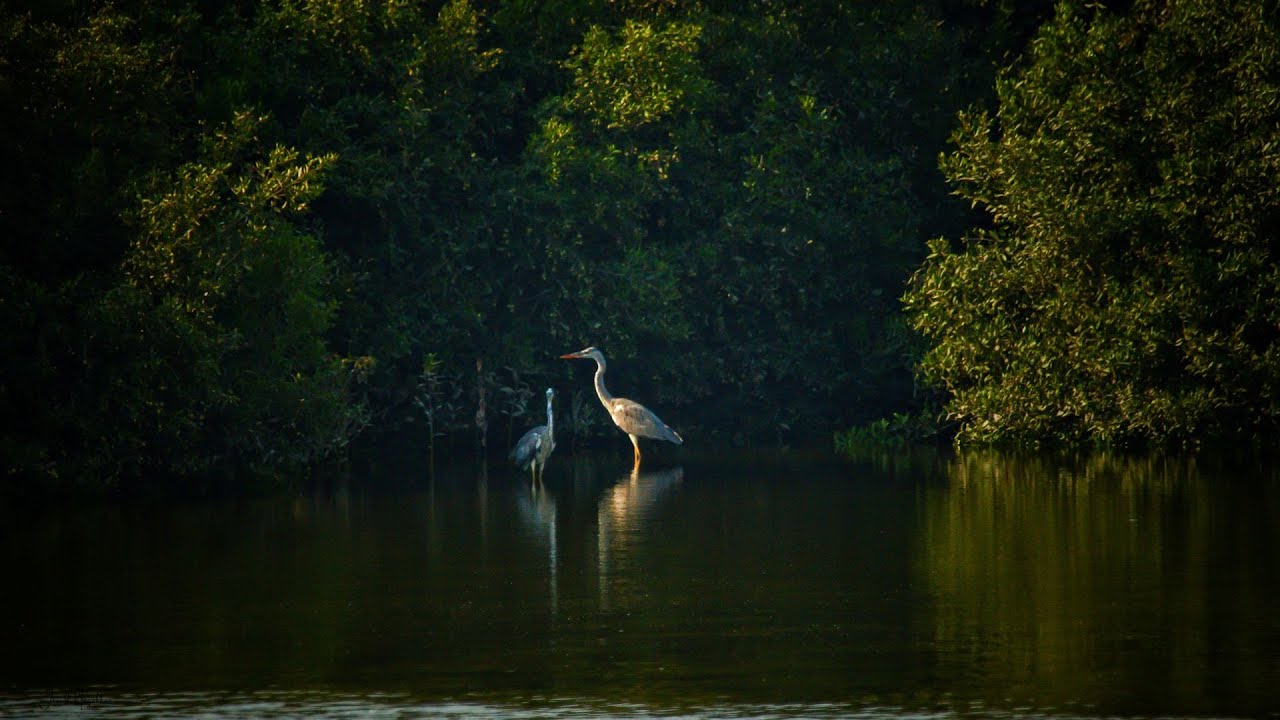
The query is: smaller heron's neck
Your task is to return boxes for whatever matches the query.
[546,396,554,435]
[593,359,614,408]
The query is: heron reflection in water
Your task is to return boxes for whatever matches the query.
[510,388,556,483]
[515,480,558,615]
[596,464,684,608]
[559,347,682,468]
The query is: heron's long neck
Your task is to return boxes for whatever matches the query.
[593,358,614,408]
[546,396,554,436]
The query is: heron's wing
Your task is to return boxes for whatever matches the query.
[611,398,683,445]
[511,426,547,466]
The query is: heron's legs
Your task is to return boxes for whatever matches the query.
[628,434,642,468]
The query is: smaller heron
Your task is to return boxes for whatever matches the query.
[511,388,556,483]
[560,347,682,467]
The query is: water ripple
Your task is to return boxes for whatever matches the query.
[0,691,1256,720]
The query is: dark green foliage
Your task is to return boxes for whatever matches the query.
[834,410,942,454]
[5,0,1079,490]
[906,0,1280,445]
[1,3,364,489]
[519,4,972,438]
[123,112,361,476]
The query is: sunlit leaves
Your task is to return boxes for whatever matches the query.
[523,15,711,366]
[563,20,710,131]
[117,111,357,478]
[908,0,1280,445]
[128,113,335,315]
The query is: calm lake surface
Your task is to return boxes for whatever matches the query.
[2,447,1278,718]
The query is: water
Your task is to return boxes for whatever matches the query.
[2,448,1278,718]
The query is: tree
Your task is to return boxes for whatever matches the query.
[523,3,972,438]
[0,0,1017,489]
[119,112,363,478]
[0,2,364,488]
[906,0,1280,444]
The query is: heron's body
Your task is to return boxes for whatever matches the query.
[560,347,682,466]
[511,388,555,482]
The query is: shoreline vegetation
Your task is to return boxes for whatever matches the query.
[4,0,1278,493]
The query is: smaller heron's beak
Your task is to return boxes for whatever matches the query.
[559,353,578,359]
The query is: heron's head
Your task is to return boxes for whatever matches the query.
[559,346,602,362]
[545,388,555,400]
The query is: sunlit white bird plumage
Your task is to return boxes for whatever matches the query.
[559,347,682,467]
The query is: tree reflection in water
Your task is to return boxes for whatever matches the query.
[918,451,1280,715]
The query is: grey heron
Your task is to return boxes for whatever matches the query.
[559,347,682,466]
[511,388,556,483]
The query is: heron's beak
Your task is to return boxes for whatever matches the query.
[559,352,579,359]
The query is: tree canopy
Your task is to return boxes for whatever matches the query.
[4,0,1007,490]
[18,0,1278,489]
[906,0,1280,445]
